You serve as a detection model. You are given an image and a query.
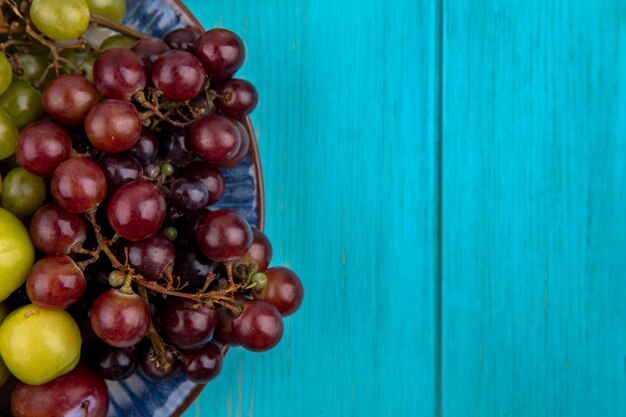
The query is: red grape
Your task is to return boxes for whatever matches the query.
[16,120,72,177]
[26,254,86,310]
[161,298,217,350]
[131,38,170,69]
[126,233,175,281]
[173,250,223,292]
[152,50,206,102]
[51,157,107,213]
[128,127,159,165]
[184,161,225,205]
[140,344,178,379]
[233,300,284,352]
[189,114,241,165]
[164,27,200,52]
[163,126,195,167]
[220,119,250,168]
[107,180,166,241]
[194,29,245,79]
[169,178,209,213]
[85,99,142,153]
[215,79,258,117]
[254,267,304,317]
[181,342,223,384]
[99,154,143,192]
[234,229,273,279]
[93,48,147,100]
[42,75,99,126]
[88,343,138,380]
[90,289,150,348]
[213,306,240,346]
[11,364,109,417]
[196,209,253,262]
[29,203,88,254]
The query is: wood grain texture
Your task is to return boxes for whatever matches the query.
[442,1,626,416]
[182,1,440,416]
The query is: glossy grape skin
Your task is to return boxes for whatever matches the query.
[51,158,107,213]
[100,35,136,50]
[215,79,258,117]
[30,203,88,254]
[90,290,150,348]
[173,250,223,292]
[11,364,108,417]
[42,75,99,126]
[16,121,72,177]
[93,48,147,100]
[254,267,304,317]
[85,99,142,153]
[131,38,171,69]
[26,255,86,310]
[152,51,206,102]
[190,114,241,165]
[183,162,225,205]
[162,126,195,167]
[169,178,209,213]
[196,209,253,262]
[194,29,245,79]
[29,0,90,41]
[181,342,223,384]
[89,344,137,380]
[140,345,178,380]
[86,0,126,22]
[234,229,273,279]
[220,119,250,168]
[99,154,143,192]
[233,300,284,352]
[164,28,200,52]
[1,167,46,218]
[128,128,159,164]
[126,233,175,281]
[0,80,44,128]
[0,108,18,160]
[107,180,166,241]
[161,298,218,350]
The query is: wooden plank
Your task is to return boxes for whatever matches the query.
[183,1,441,416]
[442,1,626,416]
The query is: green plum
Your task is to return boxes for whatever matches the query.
[0,208,34,302]
[0,304,82,385]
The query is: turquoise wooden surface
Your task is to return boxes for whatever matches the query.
[182,1,626,416]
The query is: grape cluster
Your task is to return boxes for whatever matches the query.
[0,1,302,415]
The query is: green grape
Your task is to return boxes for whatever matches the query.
[100,34,136,50]
[0,80,44,128]
[60,48,96,81]
[87,0,126,22]
[0,108,18,160]
[1,167,46,218]
[16,54,53,86]
[30,0,90,41]
[0,53,12,96]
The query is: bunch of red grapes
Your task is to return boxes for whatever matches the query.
[3,26,303,415]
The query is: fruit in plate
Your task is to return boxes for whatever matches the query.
[29,0,90,41]
[0,304,82,385]
[0,208,34,302]
[11,364,109,417]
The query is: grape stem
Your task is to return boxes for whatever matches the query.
[89,12,150,40]
[137,285,171,372]
[83,209,243,315]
